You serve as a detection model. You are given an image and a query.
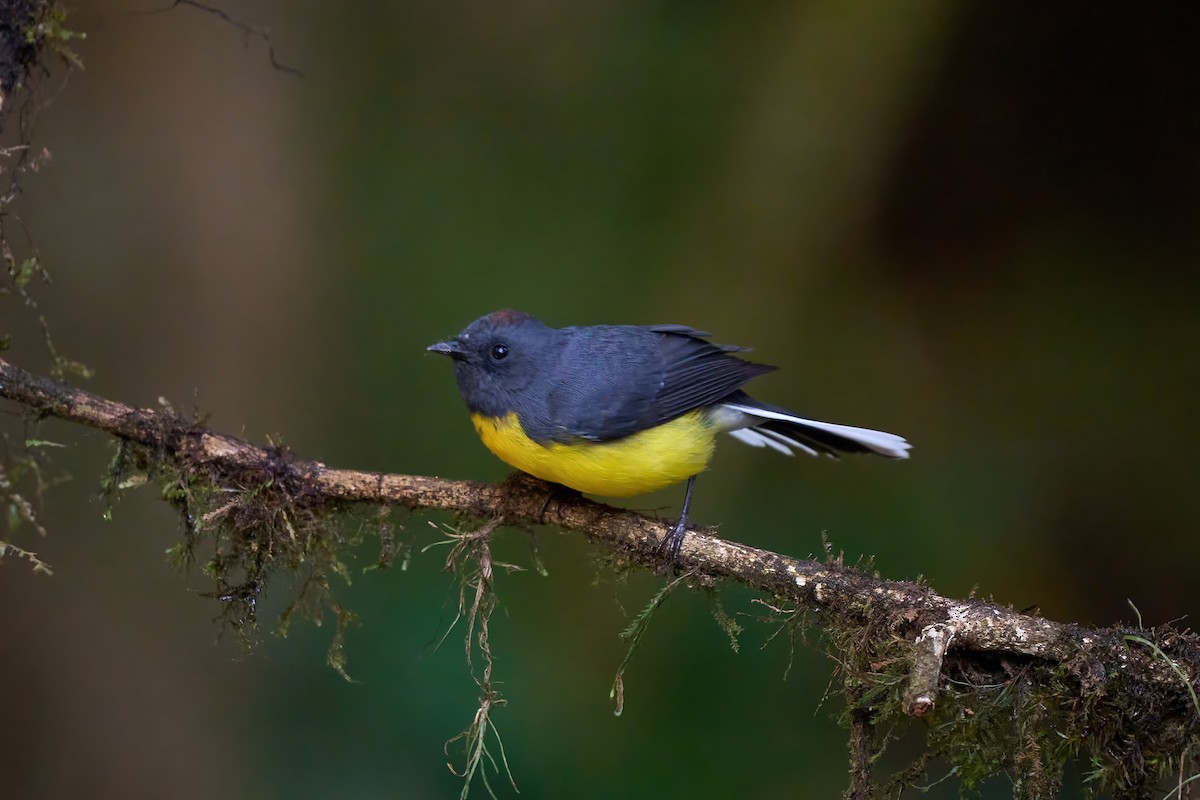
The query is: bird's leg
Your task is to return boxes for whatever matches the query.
[656,475,696,575]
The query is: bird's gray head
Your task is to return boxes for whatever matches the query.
[427,310,555,417]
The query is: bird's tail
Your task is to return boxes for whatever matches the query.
[720,398,911,459]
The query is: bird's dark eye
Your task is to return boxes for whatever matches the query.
[490,343,509,361]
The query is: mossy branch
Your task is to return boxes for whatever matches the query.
[0,355,1074,656]
[2,355,1198,796]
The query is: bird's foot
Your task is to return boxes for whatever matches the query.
[655,516,689,575]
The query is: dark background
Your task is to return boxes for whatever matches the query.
[2,2,1198,797]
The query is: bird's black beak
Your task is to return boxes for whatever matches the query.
[427,339,466,360]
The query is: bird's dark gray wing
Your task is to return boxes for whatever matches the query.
[544,325,774,442]
[648,331,775,425]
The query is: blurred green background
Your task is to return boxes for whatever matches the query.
[2,2,1198,797]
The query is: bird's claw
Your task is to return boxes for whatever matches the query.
[655,518,688,575]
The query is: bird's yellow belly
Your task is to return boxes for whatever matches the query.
[470,411,715,497]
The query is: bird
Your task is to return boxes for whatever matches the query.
[428,309,909,570]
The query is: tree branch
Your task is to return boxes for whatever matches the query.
[0,355,1082,657]
[2,355,1198,794]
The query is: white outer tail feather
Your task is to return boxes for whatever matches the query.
[721,402,911,459]
[728,427,817,457]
